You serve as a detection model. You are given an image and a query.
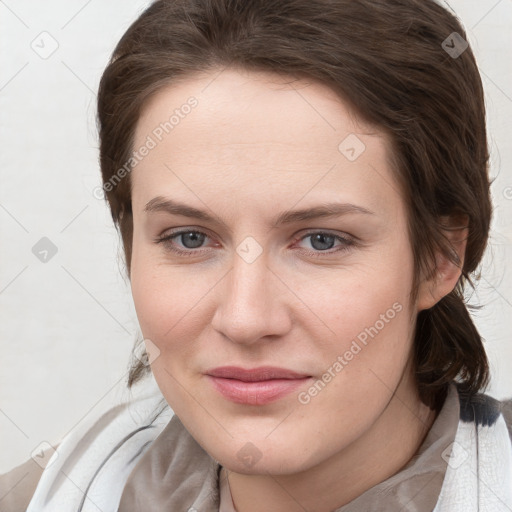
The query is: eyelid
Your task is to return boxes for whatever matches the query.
[157,226,213,240]
[294,228,356,243]
[155,226,357,257]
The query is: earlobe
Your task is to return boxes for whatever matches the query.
[416,216,468,312]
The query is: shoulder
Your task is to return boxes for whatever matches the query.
[456,383,512,441]
[433,385,512,510]
[0,445,59,512]
[21,377,172,511]
[0,386,164,512]
[502,399,512,441]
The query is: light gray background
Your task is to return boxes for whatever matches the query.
[1,0,511,473]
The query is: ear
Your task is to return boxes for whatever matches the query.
[416,215,469,312]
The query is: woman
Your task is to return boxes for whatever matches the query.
[5,0,512,510]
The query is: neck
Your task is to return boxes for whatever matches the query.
[222,370,437,512]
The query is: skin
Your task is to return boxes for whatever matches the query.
[129,67,467,511]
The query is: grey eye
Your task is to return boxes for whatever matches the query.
[177,231,207,249]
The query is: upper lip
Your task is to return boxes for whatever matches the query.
[206,366,311,382]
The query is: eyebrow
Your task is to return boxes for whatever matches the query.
[144,196,375,228]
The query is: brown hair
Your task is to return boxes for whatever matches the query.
[97,0,492,410]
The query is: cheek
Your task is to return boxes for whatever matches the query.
[129,262,206,405]
[300,242,415,400]
[294,247,412,350]
[292,282,414,462]
[322,285,412,401]
[129,249,220,365]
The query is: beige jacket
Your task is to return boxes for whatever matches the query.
[0,444,59,512]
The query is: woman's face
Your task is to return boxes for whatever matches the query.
[129,67,421,474]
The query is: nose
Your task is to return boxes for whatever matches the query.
[210,252,292,346]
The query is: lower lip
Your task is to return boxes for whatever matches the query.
[206,375,312,405]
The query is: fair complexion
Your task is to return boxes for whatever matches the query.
[129,67,466,511]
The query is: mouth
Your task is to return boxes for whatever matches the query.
[205,366,312,405]
[206,365,311,381]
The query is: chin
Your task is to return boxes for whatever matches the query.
[210,436,317,476]
[221,456,306,476]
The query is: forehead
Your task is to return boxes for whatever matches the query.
[135,67,378,152]
[131,67,403,218]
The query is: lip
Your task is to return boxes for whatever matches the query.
[206,366,311,381]
[205,366,312,405]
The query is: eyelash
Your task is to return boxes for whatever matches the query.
[154,229,356,258]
